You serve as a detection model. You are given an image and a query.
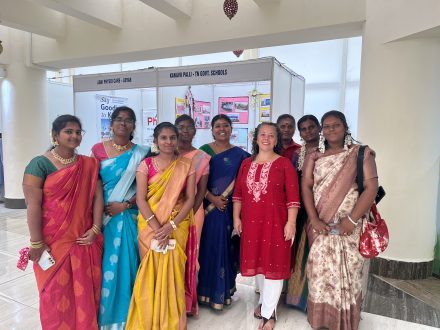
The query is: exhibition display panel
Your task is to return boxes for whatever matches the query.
[73,57,305,154]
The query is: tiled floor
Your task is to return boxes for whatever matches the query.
[0,206,436,330]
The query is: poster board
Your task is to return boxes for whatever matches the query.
[218,96,249,124]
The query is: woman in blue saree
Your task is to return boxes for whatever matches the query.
[197,114,250,311]
[91,106,149,329]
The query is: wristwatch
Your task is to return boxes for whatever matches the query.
[125,201,132,209]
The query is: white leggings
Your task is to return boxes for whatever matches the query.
[255,274,283,319]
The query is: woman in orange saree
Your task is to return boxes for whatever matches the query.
[127,122,195,330]
[175,114,210,316]
[22,115,104,330]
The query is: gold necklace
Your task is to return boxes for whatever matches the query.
[112,141,131,152]
[51,149,77,165]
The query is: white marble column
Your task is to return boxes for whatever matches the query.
[1,30,48,208]
[358,2,440,264]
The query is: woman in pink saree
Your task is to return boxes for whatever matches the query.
[175,115,210,316]
[302,111,378,330]
[23,115,104,330]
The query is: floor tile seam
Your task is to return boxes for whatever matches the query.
[0,273,33,286]
[0,291,31,309]
[374,274,440,310]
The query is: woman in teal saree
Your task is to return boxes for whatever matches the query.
[91,106,149,329]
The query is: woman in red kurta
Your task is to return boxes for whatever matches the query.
[233,122,300,330]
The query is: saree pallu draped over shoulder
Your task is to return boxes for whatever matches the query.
[127,157,193,330]
[197,146,249,310]
[98,145,148,329]
[305,146,374,330]
[35,156,103,330]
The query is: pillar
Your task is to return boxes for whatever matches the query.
[1,29,48,208]
[358,0,440,278]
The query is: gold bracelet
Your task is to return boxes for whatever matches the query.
[169,220,177,230]
[146,214,155,223]
[30,240,44,249]
[91,224,101,235]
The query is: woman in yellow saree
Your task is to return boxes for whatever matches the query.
[127,122,195,330]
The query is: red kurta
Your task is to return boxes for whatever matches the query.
[232,156,300,280]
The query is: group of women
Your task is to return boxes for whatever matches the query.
[23,106,378,330]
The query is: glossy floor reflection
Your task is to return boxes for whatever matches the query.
[0,206,436,329]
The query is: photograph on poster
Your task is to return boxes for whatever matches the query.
[96,94,128,140]
[193,100,211,129]
[175,97,189,117]
[231,128,249,151]
[259,93,271,123]
[218,96,249,124]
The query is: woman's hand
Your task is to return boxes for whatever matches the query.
[310,217,330,235]
[29,244,49,262]
[233,217,242,236]
[339,216,356,236]
[154,222,173,241]
[156,236,170,250]
[105,202,127,217]
[284,221,296,241]
[212,195,228,211]
[76,229,97,245]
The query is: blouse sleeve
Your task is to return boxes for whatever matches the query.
[363,146,378,181]
[91,142,107,161]
[137,159,149,176]
[284,158,300,208]
[24,156,51,180]
[232,159,247,202]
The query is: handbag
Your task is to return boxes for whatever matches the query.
[357,145,389,258]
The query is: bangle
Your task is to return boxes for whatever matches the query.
[347,215,358,226]
[146,214,155,223]
[125,201,132,209]
[91,224,101,235]
[169,220,177,230]
[30,240,44,249]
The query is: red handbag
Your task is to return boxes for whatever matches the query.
[358,204,389,258]
[357,146,389,258]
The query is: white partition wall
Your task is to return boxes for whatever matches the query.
[73,57,305,152]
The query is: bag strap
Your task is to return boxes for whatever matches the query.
[357,145,367,195]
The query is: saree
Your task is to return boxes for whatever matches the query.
[98,145,149,329]
[35,156,103,330]
[182,149,210,316]
[126,157,193,330]
[197,145,250,310]
[305,146,377,330]
[286,188,309,311]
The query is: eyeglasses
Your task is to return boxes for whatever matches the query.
[114,117,135,125]
[62,129,85,136]
[176,125,195,132]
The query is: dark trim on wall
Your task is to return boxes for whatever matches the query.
[4,198,26,209]
[370,257,433,280]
